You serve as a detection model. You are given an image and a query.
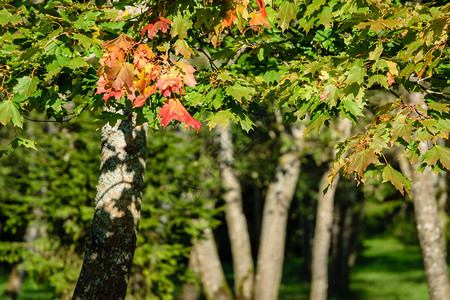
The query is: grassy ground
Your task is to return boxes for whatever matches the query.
[0,236,446,299]
[279,237,434,300]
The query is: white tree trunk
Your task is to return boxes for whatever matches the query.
[215,125,254,300]
[254,124,303,300]
[309,172,340,300]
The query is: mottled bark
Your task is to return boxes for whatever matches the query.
[73,107,147,300]
[215,125,254,300]
[192,228,233,300]
[254,124,303,300]
[411,162,450,300]
[399,92,450,300]
[436,172,447,253]
[309,172,340,300]
[179,250,201,300]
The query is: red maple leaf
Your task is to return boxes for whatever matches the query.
[141,17,172,39]
[158,98,201,131]
[155,73,182,98]
[255,0,267,17]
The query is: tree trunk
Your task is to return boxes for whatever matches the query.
[179,250,201,300]
[73,106,148,300]
[412,163,450,300]
[436,172,448,253]
[215,125,254,300]
[309,172,341,300]
[254,124,303,300]
[310,118,352,300]
[399,91,450,300]
[4,265,22,299]
[192,227,233,300]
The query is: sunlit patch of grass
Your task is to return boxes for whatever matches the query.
[279,237,446,300]
[348,237,429,300]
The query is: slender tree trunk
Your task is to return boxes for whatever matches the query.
[215,125,254,300]
[310,118,352,300]
[436,172,448,253]
[309,172,341,300]
[73,106,148,300]
[192,227,233,300]
[254,124,303,300]
[398,92,450,300]
[179,250,201,300]
[412,163,450,300]
[400,150,450,300]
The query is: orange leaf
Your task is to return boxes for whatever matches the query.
[222,9,236,28]
[158,98,201,131]
[386,72,395,86]
[141,17,172,39]
[133,44,155,70]
[249,12,270,30]
[174,61,196,88]
[155,74,182,98]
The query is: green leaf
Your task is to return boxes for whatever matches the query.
[277,2,297,32]
[225,84,256,103]
[346,59,365,85]
[174,39,194,60]
[319,6,332,28]
[382,164,411,195]
[341,99,364,117]
[13,76,39,97]
[0,9,21,26]
[66,57,89,69]
[217,71,234,82]
[427,102,450,114]
[369,43,383,61]
[422,145,450,170]
[0,100,23,128]
[367,74,389,89]
[171,15,193,39]
[305,0,327,16]
[390,115,413,143]
[207,110,236,129]
[72,33,98,50]
[347,149,380,177]
[304,113,329,135]
[10,138,38,150]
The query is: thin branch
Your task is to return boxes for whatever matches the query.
[197,48,219,71]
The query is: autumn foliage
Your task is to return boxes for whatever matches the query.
[96,32,199,130]
[95,0,270,131]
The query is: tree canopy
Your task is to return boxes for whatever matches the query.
[1,0,449,193]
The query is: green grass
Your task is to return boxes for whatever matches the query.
[348,237,429,300]
[1,237,447,299]
[279,237,439,300]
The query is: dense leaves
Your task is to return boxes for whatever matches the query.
[1,0,449,207]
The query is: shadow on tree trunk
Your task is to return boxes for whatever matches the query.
[73,106,148,300]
